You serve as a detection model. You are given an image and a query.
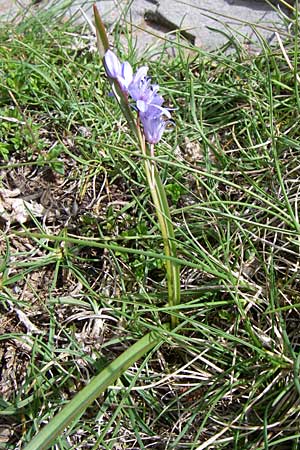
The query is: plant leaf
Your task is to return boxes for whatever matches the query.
[93,4,109,58]
[23,328,167,450]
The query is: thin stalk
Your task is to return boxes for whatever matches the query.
[139,135,180,329]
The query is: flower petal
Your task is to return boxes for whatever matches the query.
[121,62,133,87]
[132,66,148,84]
[136,99,148,113]
[141,114,166,144]
[104,50,121,79]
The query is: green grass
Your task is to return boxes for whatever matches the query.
[0,1,300,449]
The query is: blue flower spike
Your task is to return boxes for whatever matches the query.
[104,50,171,145]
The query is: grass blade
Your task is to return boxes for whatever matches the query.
[23,328,166,450]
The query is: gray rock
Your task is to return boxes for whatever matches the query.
[152,0,286,49]
[80,0,289,53]
[0,0,32,19]
[0,0,290,53]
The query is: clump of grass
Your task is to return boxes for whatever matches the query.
[0,2,300,449]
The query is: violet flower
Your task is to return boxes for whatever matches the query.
[140,112,168,145]
[128,67,155,107]
[104,50,133,93]
[139,93,171,119]
[139,94,171,144]
[129,68,171,118]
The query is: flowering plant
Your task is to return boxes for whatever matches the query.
[101,46,179,329]
[23,8,181,449]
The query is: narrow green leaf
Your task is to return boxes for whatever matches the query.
[93,4,109,57]
[145,158,181,329]
[23,329,166,450]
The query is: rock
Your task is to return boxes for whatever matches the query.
[0,0,290,53]
[79,0,289,54]
[0,0,32,19]
[153,0,287,50]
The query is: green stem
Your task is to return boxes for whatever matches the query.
[139,137,180,329]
